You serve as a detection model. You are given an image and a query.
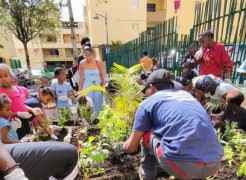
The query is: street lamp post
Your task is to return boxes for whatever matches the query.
[93,13,111,77]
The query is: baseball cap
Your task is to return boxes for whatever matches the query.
[237,60,246,73]
[176,76,191,86]
[195,75,215,92]
[139,69,174,93]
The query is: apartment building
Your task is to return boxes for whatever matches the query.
[147,0,166,28]
[13,21,85,71]
[85,0,217,62]
[0,27,20,68]
[84,0,147,60]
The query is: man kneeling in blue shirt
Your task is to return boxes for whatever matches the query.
[113,69,224,180]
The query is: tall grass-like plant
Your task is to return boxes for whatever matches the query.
[97,63,143,143]
[110,63,142,129]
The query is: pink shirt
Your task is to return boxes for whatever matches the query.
[0,86,29,119]
[195,42,233,78]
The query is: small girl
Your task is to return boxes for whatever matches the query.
[0,64,52,139]
[51,67,73,108]
[0,94,32,144]
[24,87,58,140]
[0,94,20,143]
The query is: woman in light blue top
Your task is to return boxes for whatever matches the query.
[78,46,105,118]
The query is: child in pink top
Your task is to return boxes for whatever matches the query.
[0,64,55,139]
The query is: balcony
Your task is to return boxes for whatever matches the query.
[147,9,166,24]
[40,36,57,44]
[63,34,80,44]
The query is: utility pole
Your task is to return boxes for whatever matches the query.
[67,0,78,60]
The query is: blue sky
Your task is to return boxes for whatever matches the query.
[57,0,85,22]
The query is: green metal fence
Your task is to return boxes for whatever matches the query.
[106,0,246,81]
[190,0,246,81]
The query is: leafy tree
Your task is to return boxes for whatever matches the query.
[0,0,61,68]
[111,40,122,49]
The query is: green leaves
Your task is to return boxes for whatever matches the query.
[0,0,61,66]
[237,161,246,177]
[57,107,72,127]
[224,145,235,166]
[91,151,104,163]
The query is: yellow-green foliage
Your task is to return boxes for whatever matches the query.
[110,63,142,128]
[98,63,143,144]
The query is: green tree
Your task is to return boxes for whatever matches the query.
[0,0,61,68]
[111,40,122,49]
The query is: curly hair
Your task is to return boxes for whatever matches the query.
[0,94,11,110]
[39,87,54,97]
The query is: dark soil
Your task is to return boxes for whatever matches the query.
[39,124,244,180]
[53,120,80,126]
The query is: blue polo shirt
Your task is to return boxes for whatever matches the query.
[0,118,19,141]
[133,89,223,163]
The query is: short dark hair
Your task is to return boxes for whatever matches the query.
[84,46,93,53]
[0,94,11,110]
[152,81,174,91]
[39,87,54,97]
[40,87,54,97]
[227,91,245,106]
[54,67,64,76]
[77,96,87,106]
[200,30,214,39]
[143,51,148,56]
[81,37,90,46]
[190,43,197,48]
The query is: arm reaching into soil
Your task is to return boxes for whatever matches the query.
[113,131,144,154]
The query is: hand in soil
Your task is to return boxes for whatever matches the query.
[112,142,124,155]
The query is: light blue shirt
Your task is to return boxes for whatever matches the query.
[51,81,72,108]
[0,118,19,142]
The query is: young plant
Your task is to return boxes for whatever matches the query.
[57,107,72,127]
[98,105,128,144]
[224,145,235,166]
[237,161,246,177]
[80,105,94,124]
[78,129,109,179]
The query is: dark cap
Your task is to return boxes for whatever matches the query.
[195,75,215,92]
[176,76,191,86]
[139,69,173,93]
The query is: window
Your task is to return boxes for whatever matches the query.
[49,49,59,56]
[131,0,138,9]
[147,4,156,12]
[132,24,139,34]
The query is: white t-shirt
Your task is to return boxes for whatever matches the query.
[205,83,237,104]
[77,96,93,108]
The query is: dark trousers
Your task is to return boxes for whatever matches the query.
[16,118,31,139]
[1,142,78,180]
